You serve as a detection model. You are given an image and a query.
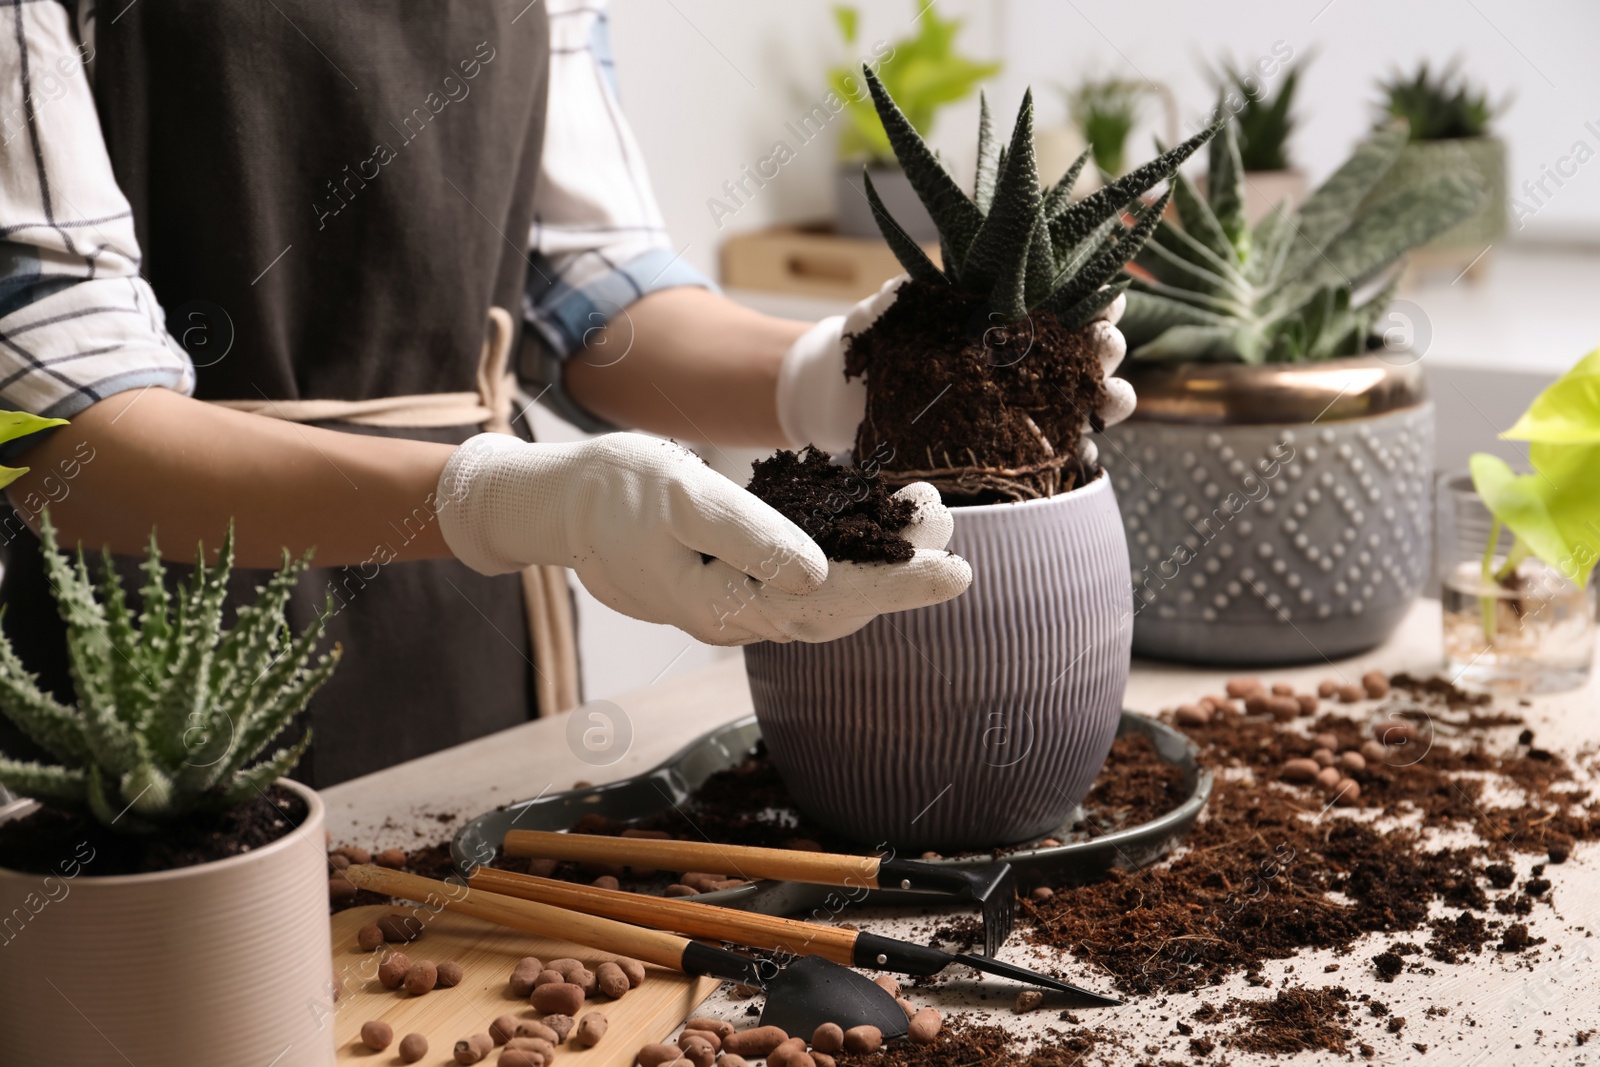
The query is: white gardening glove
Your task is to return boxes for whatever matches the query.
[775,275,1135,464]
[436,433,972,646]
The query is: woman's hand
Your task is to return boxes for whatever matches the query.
[437,433,971,645]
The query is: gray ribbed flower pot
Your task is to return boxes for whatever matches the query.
[743,472,1132,852]
[1100,357,1433,665]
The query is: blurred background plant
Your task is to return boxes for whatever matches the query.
[1214,57,1305,172]
[1378,59,1505,141]
[829,1,999,164]
[1066,77,1148,178]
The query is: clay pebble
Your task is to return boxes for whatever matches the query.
[843,1024,884,1053]
[355,922,384,952]
[811,1022,844,1053]
[402,960,436,995]
[453,1032,493,1064]
[721,1025,789,1056]
[509,956,544,997]
[531,981,586,1015]
[574,1011,609,1047]
[359,1020,393,1051]
[397,1032,428,1063]
[377,951,411,990]
[377,912,424,943]
[909,1007,943,1045]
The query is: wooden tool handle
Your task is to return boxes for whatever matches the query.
[501,830,882,888]
[470,866,859,965]
[342,865,691,972]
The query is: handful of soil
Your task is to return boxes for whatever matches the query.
[745,446,915,564]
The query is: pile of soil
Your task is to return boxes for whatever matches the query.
[745,446,915,564]
[844,280,1107,505]
[1023,675,1595,1000]
[0,783,307,877]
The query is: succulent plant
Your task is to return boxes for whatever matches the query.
[1219,60,1302,172]
[1067,77,1147,178]
[844,69,1216,502]
[1378,61,1504,141]
[1118,119,1487,363]
[860,66,1217,327]
[0,515,339,832]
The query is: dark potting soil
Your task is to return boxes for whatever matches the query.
[0,783,307,877]
[843,279,1107,505]
[1023,673,1597,999]
[745,446,915,564]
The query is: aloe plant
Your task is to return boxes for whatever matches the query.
[829,2,1000,164]
[1379,61,1503,141]
[0,515,339,832]
[1118,119,1487,363]
[860,67,1217,326]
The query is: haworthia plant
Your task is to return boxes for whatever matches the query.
[860,66,1218,326]
[1119,119,1488,364]
[0,514,339,832]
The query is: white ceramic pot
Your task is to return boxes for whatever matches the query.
[0,779,334,1065]
[744,472,1132,851]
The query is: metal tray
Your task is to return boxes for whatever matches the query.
[453,710,1212,917]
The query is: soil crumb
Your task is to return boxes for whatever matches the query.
[745,445,914,563]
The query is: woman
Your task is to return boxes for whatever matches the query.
[0,1,1130,784]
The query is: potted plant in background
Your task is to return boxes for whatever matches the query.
[1067,77,1147,181]
[830,1,999,242]
[0,518,341,1064]
[1370,60,1508,280]
[1440,347,1600,692]
[1212,56,1309,222]
[745,68,1216,850]
[1104,118,1486,665]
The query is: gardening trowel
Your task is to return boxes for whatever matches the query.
[500,828,1018,956]
[343,865,908,1038]
[470,865,1122,1005]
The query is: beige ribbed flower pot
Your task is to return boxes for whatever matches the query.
[0,779,334,1065]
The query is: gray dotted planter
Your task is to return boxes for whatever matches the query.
[1100,357,1433,665]
[743,472,1133,852]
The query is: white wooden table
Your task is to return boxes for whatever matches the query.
[325,599,1600,1065]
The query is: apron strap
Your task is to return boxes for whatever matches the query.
[209,308,583,717]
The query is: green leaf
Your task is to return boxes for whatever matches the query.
[1170,162,1234,263]
[960,88,1041,313]
[1056,279,1130,332]
[832,4,858,44]
[1120,288,1240,349]
[0,410,69,489]
[1207,117,1248,258]
[1287,172,1485,301]
[221,731,311,807]
[0,755,87,804]
[1500,346,1600,443]
[1470,447,1600,589]
[973,91,1000,212]
[0,613,89,765]
[1040,188,1172,317]
[1279,122,1408,280]
[1131,323,1256,362]
[863,65,984,264]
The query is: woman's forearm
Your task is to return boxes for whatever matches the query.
[4,388,455,568]
[564,287,807,447]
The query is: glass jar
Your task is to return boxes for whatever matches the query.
[1436,471,1597,692]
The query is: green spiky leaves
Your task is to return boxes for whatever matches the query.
[0,515,338,833]
[861,66,1217,327]
[1120,118,1489,364]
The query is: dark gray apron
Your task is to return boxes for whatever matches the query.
[0,1,552,785]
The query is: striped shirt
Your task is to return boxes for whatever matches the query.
[0,0,708,443]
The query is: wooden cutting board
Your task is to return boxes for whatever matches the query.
[332,905,719,1065]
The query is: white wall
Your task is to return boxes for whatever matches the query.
[610,0,1600,268]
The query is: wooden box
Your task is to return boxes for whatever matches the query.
[719,224,940,302]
